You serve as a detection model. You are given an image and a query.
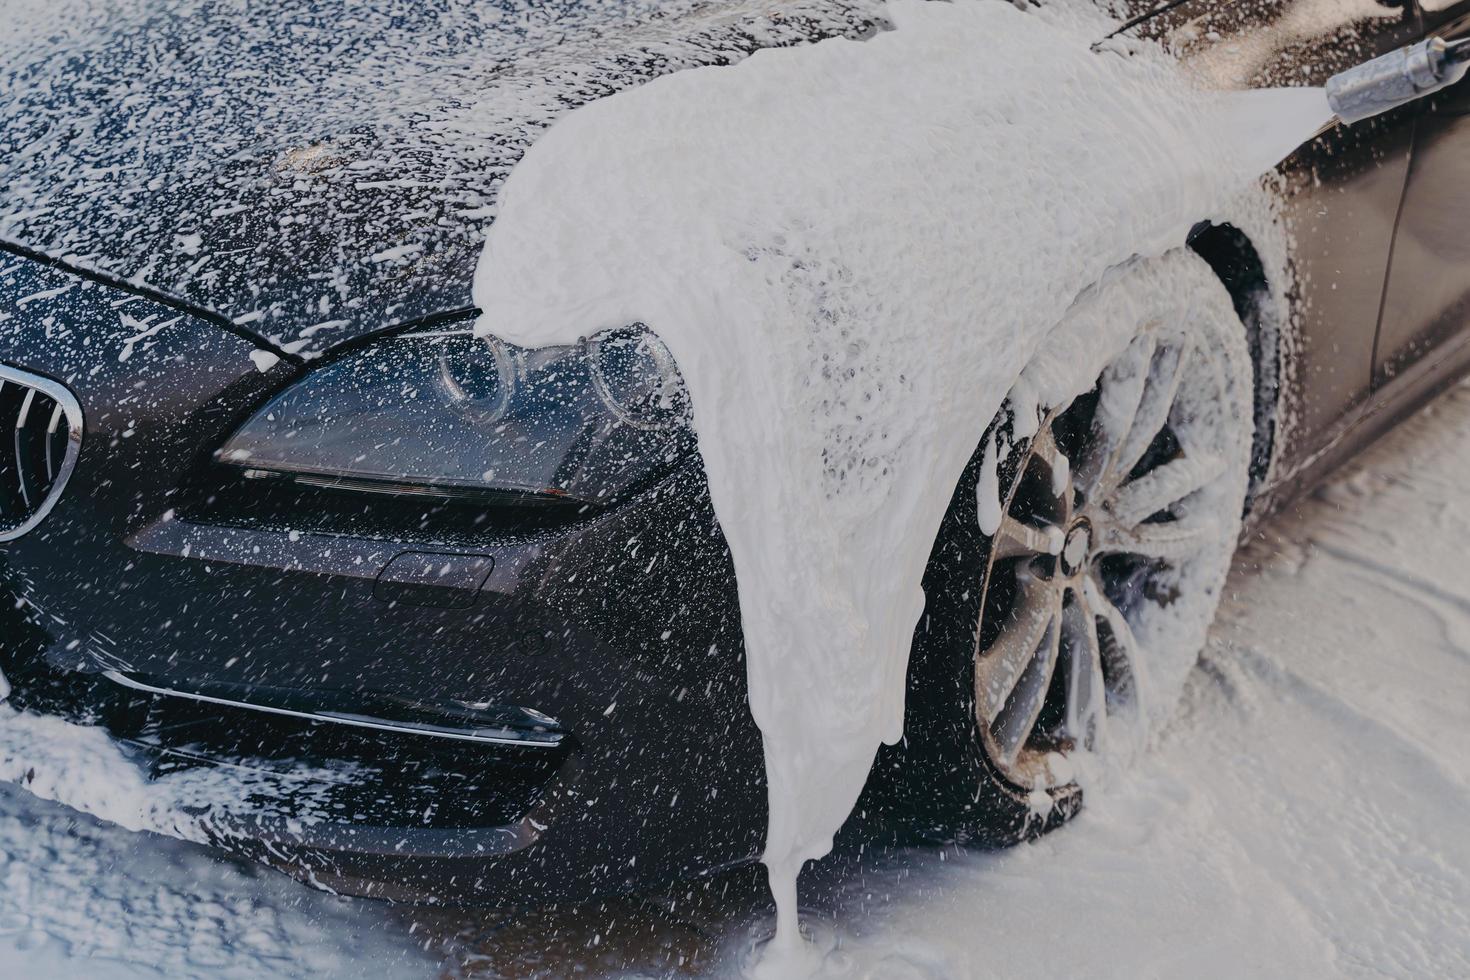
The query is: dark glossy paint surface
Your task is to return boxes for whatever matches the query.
[3,0,1470,903]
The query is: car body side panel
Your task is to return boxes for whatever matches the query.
[1375,2,1470,385]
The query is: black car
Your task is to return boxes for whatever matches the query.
[3,0,1470,904]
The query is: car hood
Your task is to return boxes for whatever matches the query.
[0,0,882,357]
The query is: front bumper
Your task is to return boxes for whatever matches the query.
[0,254,766,902]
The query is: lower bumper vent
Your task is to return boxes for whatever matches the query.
[0,364,82,541]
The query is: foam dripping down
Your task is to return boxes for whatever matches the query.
[471,1,1332,973]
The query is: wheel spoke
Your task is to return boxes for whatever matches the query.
[992,514,1063,562]
[976,576,1059,725]
[1062,589,1106,749]
[990,600,1062,767]
[1096,516,1220,564]
[1114,336,1192,481]
[1106,450,1225,528]
[1082,574,1147,717]
[1028,425,1072,504]
[1075,332,1156,496]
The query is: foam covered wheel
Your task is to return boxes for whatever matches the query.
[870,250,1254,845]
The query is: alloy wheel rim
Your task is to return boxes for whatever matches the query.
[974,320,1234,789]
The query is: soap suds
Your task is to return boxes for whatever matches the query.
[471,0,1330,966]
[0,707,349,846]
[249,350,282,373]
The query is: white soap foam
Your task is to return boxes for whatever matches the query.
[0,706,354,844]
[471,0,1331,970]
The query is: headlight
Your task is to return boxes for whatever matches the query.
[217,324,693,507]
[587,326,691,430]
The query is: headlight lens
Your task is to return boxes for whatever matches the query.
[438,334,517,427]
[588,327,690,431]
[217,324,692,506]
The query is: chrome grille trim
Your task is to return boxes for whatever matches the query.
[101,671,566,748]
[0,364,83,542]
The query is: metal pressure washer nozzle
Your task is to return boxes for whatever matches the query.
[1327,36,1470,126]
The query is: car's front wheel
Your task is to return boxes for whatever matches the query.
[875,249,1256,843]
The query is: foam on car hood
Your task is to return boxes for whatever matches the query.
[0,0,885,356]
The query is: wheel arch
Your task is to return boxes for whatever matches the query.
[1186,220,1280,507]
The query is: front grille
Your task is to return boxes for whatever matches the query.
[0,365,82,541]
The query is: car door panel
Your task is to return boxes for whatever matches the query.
[1375,2,1470,387]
